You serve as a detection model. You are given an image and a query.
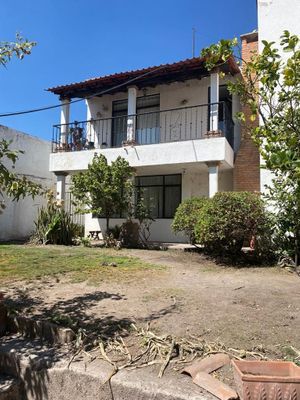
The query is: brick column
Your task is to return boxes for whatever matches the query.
[233,32,260,192]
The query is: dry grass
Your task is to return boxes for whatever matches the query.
[0,244,164,284]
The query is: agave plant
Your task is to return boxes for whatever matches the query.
[32,191,83,245]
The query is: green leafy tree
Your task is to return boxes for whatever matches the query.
[0,33,36,66]
[71,154,134,231]
[201,31,300,265]
[0,34,40,213]
[0,140,42,213]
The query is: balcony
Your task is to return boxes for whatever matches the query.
[51,102,234,153]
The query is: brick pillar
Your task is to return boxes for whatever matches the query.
[233,32,260,192]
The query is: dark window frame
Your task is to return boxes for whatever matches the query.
[111,94,161,147]
[135,174,182,219]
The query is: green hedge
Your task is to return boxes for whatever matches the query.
[171,197,207,244]
[173,192,275,261]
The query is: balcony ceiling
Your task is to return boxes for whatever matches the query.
[47,56,240,100]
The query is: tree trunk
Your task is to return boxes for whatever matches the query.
[106,216,110,233]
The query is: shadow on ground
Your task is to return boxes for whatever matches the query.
[4,289,179,341]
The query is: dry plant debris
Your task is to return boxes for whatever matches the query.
[70,323,270,379]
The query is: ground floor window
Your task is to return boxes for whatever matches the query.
[135,174,181,219]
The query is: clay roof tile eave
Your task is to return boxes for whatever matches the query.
[47,56,240,98]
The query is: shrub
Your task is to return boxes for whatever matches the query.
[194,192,275,260]
[107,225,122,240]
[172,197,208,243]
[135,199,155,247]
[120,220,140,248]
[32,192,83,245]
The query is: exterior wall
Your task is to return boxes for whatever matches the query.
[233,33,260,192]
[258,0,300,51]
[50,137,234,173]
[53,74,238,243]
[84,168,233,243]
[258,0,300,192]
[0,126,55,241]
[86,76,240,148]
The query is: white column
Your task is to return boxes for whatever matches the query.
[207,162,219,198]
[55,173,67,201]
[60,98,70,146]
[127,86,137,142]
[86,100,97,148]
[210,72,219,132]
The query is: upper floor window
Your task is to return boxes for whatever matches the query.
[136,94,160,145]
[111,94,160,147]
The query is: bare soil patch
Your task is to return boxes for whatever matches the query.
[1,246,300,360]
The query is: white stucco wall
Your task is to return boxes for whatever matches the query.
[85,75,240,149]
[53,74,238,243]
[84,167,233,243]
[258,0,300,192]
[258,0,300,48]
[50,136,234,173]
[0,126,55,241]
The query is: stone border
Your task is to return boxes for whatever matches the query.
[0,304,75,345]
[0,336,215,400]
[7,316,75,345]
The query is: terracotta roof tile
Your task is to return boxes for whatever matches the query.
[47,56,240,98]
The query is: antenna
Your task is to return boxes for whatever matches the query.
[192,27,196,57]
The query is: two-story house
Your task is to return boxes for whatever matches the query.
[48,35,259,243]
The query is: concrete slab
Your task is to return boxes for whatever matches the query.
[0,335,217,400]
[111,366,217,400]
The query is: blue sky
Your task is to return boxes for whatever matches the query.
[0,0,257,141]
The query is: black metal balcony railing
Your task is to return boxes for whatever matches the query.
[51,102,234,152]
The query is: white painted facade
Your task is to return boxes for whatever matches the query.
[50,137,234,173]
[83,165,233,243]
[258,0,300,192]
[0,126,55,241]
[50,71,240,243]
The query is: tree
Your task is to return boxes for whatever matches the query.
[0,139,42,214]
[71,154,134,231]
[0,33,36,66]
[201,31,300,265]
[0,35,40,213]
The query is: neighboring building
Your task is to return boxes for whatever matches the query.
[48,56,243,242]
[0,126,55,241]
[257,0,300,192]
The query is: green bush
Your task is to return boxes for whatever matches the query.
[194,192,275,260]
[32,192,83,245]
[120,220,140,248]
[172,197,208,243]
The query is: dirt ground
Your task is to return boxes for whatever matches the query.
[2,248,300,357]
